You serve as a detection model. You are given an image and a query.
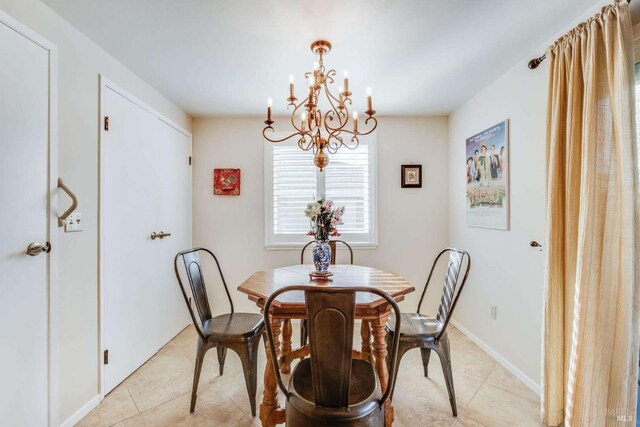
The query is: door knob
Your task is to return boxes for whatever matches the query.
[150,231,172,240]
[26,242,51,256]
[530,241,543,248]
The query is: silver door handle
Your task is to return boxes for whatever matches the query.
[58,178,78,227]
[150,231,171,240]
[26,242,51,256]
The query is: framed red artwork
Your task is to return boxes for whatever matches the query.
[213,168,241,195]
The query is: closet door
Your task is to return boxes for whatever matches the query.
[154,118,193,338]
[101,81,191,394]
[0,13,56,426]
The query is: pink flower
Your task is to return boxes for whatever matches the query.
[322,200,334,210]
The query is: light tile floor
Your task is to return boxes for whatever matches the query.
[78,324,543,427]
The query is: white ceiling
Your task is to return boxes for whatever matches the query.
[42,0,604,116]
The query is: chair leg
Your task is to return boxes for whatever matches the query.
[389,340,417,400]
[190,339,208,413]
[217,346,227,375]
[420,348,431,378]
[434,335,457,417]
[230,336,261,417]
[300,319,308,346]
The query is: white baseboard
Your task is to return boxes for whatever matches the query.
[59,394,100,427]
[450,319,541,396]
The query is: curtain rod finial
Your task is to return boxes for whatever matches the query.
[528,54,546,69]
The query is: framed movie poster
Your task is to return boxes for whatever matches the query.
[465,120,509,229]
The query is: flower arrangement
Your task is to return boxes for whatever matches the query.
[304,199,345,241]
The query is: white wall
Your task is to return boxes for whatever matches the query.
[448,63,547,390]
[0,0,191,423]
[193,116,449,316]
[447,0,614,393]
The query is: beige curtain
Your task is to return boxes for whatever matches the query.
[542,1,639,426]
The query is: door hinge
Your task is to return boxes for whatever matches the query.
[188,156,192,166]
[103,349,109,365]
[104,116,109,131]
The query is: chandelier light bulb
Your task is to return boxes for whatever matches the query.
[266,98,273,122]
[352,110,358,132]
[289,75,294,84]
[302,112,307,121]
[339,86,344,94]
[367,87,372,96]
[344,70,349,78]
[309,75,315,87]
[313,61,319,71]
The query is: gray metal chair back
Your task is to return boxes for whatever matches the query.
[300,239,354,265]
[174,247,234,341]
[264,285,402,410]
[416,248,470,341]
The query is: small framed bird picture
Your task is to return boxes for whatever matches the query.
[213,168,241,196]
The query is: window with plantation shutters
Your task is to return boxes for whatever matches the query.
[265,133,377,248]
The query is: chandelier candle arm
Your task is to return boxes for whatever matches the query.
[322,84,347,132]
[261,40,377,170]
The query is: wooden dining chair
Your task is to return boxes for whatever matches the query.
[174,248,265,416]
[386,248,471,417]
[299,239,354,346]
[264,285,402,426]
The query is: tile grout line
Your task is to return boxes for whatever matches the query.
[123,381,142,416]
[101,383,142,427]
[459,362,496,415]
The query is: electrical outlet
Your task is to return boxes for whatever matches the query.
[65,212,82,232]
[490,305,497,320]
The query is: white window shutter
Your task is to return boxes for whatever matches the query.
[265,134,377,248]
[272,145,317,235]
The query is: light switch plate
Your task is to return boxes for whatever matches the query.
[65,212,82,232]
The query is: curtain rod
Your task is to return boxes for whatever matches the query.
[528,0,631,69]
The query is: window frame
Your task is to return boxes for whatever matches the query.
[264,132,378,249]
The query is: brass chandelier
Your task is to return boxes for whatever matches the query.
[263,40,377,170]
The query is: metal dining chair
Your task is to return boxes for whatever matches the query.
[386,248,471,417]
[300,239,354,265]
[174,248,265,416]
[264,285,402,426]
[299,239,354,346]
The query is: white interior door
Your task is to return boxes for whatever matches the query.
[0,13,56,426]
[101,80,191,394]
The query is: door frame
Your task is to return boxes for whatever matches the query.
[98,75,192,398]
[0,9,59,426]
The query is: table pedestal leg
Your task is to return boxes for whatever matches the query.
[360,320,373,362]
[260,318,283,427]
[280,319,292,374]
[371,316,394,426]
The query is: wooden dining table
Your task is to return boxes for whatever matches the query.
[237,264,415,427]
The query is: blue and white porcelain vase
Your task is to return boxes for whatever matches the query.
[312,240,332,273]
